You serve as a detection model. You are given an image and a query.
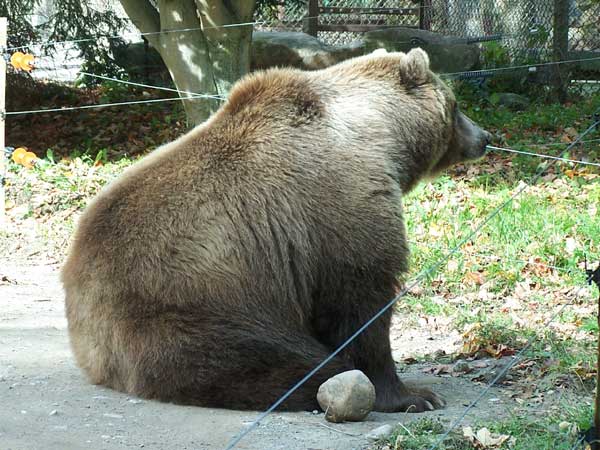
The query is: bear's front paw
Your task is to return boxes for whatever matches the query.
[376,387,446,413]
[397,388,446,412]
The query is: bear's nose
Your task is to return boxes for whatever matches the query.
[483,130,493,145]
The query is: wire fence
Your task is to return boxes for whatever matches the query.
[225,109,600,449]
[255,0,599,96]
[2,6,599,450]
[5,55,599,117]
[260,0,600,54]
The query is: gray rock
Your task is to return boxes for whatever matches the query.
[363,27,480,73]
[494,93,530,111]
[316,370,375,423]
[452,359,471,374]
[365,424,394,441]
[251,31,364,71]
[252,28,479,74]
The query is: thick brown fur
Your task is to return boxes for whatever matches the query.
[62,48,489,412]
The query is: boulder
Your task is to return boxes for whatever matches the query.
[252,28,480,74]
[365,424,395,441]
[251,31,364,71]
[363,27,480,73]
[316,370,375,423]
[493,93,530,110]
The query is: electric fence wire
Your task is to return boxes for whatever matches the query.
[78,72,225,100]
[441,56,600,79]
[5,20,266,52]
[568,433,587,450]
[225,110,600,450]
[3,96,205,115]
[487,145,600,167]
[6,55,600,117]
[527,138,600,147]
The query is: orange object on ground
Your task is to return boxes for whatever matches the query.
[11,147,28,164]
[21,152,38,168]
[10,52,35,71]
[10,148,38,168]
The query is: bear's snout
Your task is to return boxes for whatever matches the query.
[479,130,493,155]
[455,111,490,160]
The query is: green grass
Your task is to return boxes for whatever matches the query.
[395,98,599,414]
[404,175,600,300]
[373,407,592,450]
[4,95,600,447]
[2,154,136,258]
[458,90,600,178]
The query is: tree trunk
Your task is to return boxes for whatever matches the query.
[118,0,256,127]
[201,25,254,97]
[197,0,255,102]
[552,0,570,103]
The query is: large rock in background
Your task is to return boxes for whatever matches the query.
[363,27,480,73]
[251,31,365,71]
[252,28,480,73]
[112,28,481,84]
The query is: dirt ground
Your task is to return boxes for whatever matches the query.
[0,258,524,450]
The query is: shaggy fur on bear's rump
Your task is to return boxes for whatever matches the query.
[61,48,490,412]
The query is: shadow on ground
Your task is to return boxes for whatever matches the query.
[0,262,512,450]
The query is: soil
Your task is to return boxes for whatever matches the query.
[0,259,522,450]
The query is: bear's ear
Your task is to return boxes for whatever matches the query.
[400,47,430,85]
[371,48,388,56]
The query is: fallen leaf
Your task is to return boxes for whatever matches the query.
[463,426,511,448]
[464,271,486,286]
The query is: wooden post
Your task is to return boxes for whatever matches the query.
[552,0,569,103]
[0,17,7,229]
[304,0,319,37]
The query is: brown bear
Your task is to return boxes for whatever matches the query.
[61,48,490,413]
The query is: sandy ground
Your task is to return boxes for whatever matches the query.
[0,261,513,450]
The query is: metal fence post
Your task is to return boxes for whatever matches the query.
[552,0,569,103]
[419,0,432,30]
[303,0,319,37]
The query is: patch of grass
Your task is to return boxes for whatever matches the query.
[405,169,599,298]
[2,155,137,260]
[482,406,592,450]
[372,407,591,450]
[452,312,596,386]
[372,418,471,450]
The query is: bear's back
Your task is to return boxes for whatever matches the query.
[62,65,408,312]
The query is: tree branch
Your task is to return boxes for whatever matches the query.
[118,0,160,46]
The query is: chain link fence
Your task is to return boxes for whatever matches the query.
[256,1,599,52]
[255,0,599,95]
[256,1,421,45]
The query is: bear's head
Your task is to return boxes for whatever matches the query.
[396,47,491,176]
[357,48,491,191]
